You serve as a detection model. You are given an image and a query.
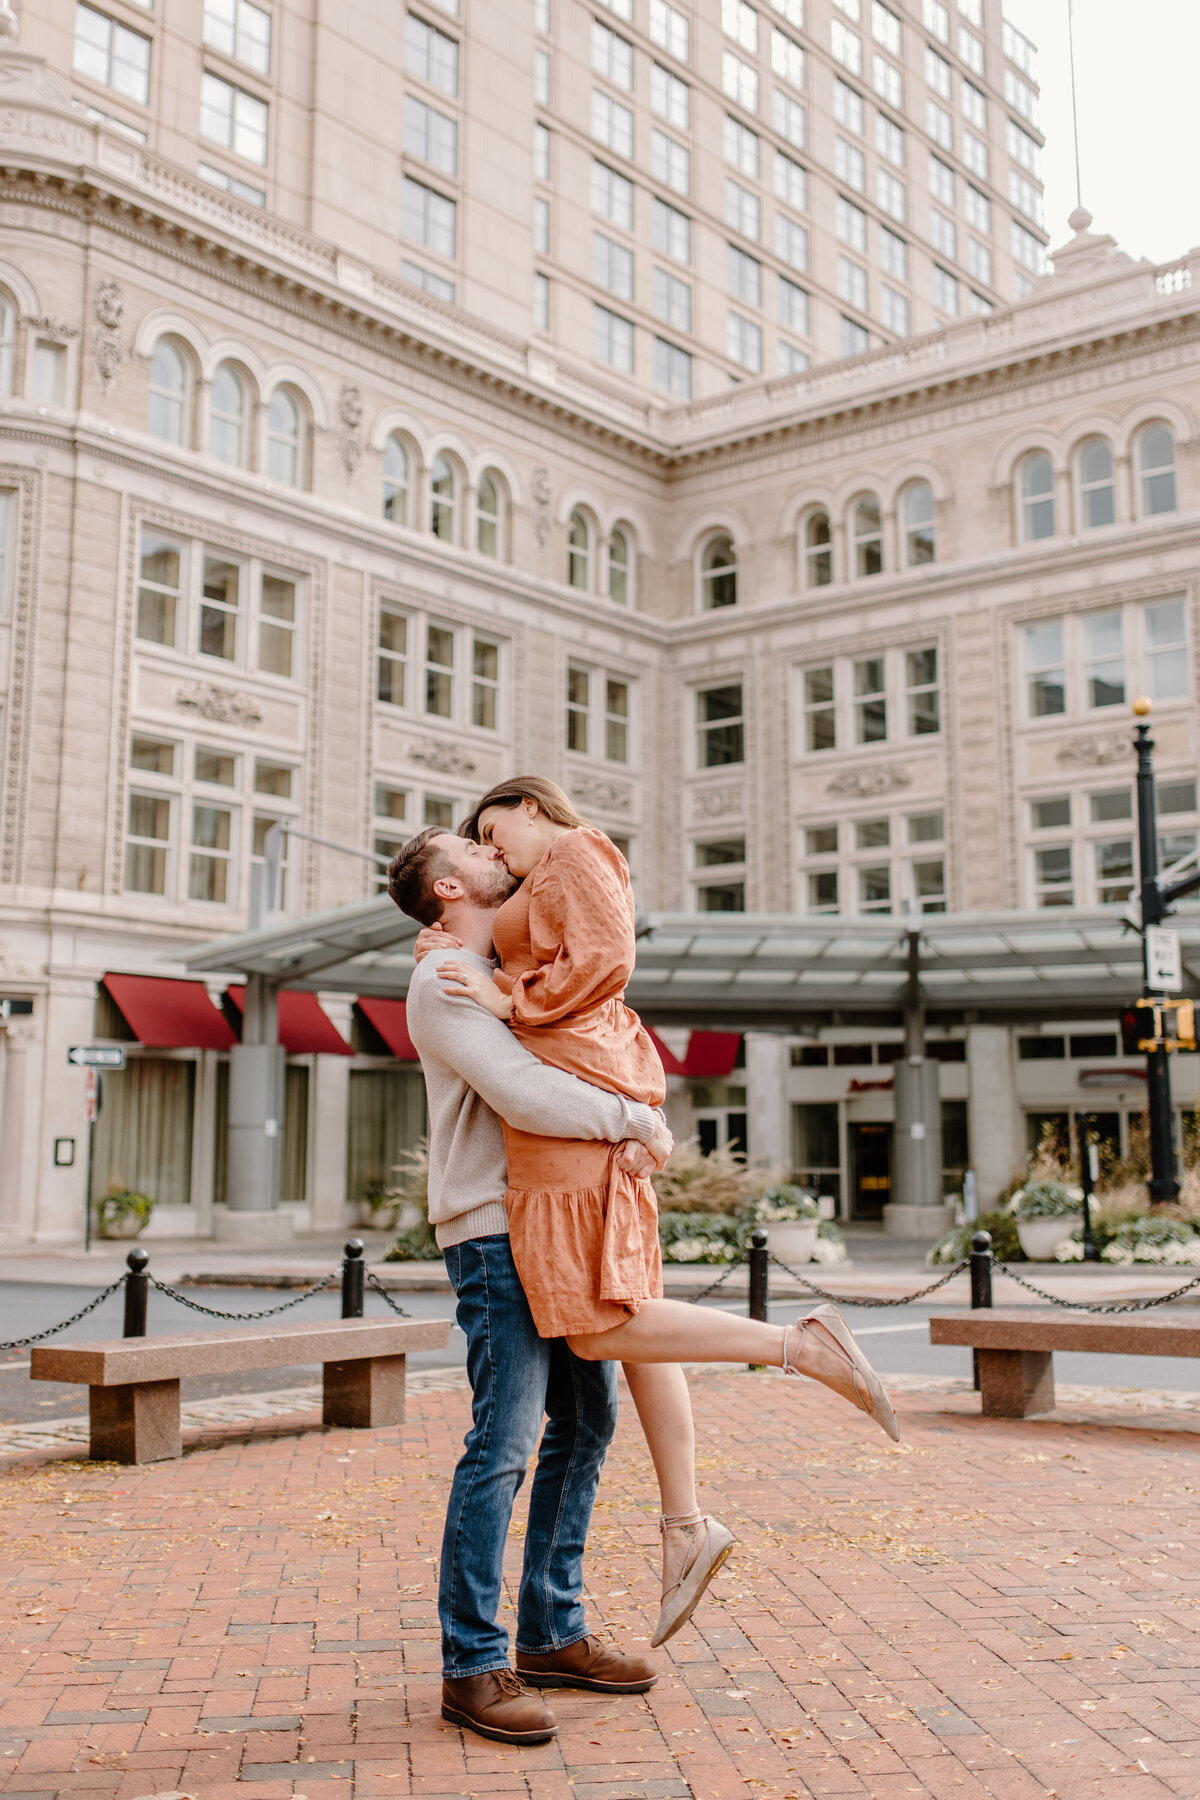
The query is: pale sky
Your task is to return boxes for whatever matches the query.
[1000,0,1200,268]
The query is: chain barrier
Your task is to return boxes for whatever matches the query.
[684,1257,748,1305]
[993,1259,1200,1315]
[768,1252,971,1308]
[147,1270,339,1320]
[366,1271,414,1318]
[0,1275,130,1351]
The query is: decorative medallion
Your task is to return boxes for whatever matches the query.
[175,681,264,727]
[825,765,912,799]
[692,785,744,820]
[408,740,477,777]
[571,775,633,813]
[1055,732,1132,768]
[338,383,363,479]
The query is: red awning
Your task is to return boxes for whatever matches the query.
[355,996,420,1062]
[647,1028,742,1080]
[102,973,237,1050]
[225,986,352,1055]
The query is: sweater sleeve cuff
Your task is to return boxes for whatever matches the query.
[623,1101,657,1144]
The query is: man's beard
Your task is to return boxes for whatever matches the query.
[464,861,520,908]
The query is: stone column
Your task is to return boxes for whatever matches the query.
[1114,452,1134,524]
[966,1025,1021,1207]
[309,1047,352,1233]
[220,973,290,1242]
[745,1032,790,1170]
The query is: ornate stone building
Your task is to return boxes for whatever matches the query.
[0,3,1196,1243]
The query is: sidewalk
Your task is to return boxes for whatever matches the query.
[1,1370,1198,1800]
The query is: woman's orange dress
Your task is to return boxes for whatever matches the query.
[490,827,667,1338]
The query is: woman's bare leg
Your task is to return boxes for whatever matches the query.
[570,1298,784,1368]
[621,1362,698,1515]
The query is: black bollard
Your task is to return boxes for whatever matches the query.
[968,1229,992,1392]
[748,1227,769,1373]
[123,1247,149,1338]
[342,1239,365,1318]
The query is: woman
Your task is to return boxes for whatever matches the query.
[427,777,898,1646]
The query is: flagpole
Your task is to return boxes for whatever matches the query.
[1066,0,1083,210]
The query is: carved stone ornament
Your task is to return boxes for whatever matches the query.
[408,740,476,777]
[825,765,912,799]
[0,3,20,43]
[571,775,633,814]
[531,467,552,550]
[692,785,744,820]
[1055,731,1133,769]
[91,280,123,387]
[338,383,363,479]
[175,682,264,727]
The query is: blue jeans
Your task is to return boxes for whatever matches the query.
[438,1234,619,1678]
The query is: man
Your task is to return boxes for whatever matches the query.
[387,826,672,1747]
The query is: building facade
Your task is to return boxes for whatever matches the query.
[0,1,1197,1243]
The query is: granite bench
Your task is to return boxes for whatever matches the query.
[30,1315,452,1463]
[929,1308,1200,1417]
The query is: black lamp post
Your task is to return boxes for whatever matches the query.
[1134,700,1180,1204]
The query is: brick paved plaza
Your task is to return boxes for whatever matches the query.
[2,1370,1199,1800]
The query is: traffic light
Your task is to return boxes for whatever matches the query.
[1120,997,1197,1053]
[1120,1004,1141,1055]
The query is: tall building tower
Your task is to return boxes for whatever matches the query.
[32,0,1046,400]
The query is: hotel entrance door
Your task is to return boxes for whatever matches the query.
[850,1121,891,1220]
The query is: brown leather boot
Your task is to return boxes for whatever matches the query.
[440,1668,558,1744]
[517,1634,658,1694]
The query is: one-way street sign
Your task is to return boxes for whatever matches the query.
[67,1046,127,1069]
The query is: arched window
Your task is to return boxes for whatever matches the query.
[700,534,738,609]
[568,509,591,589]
[1139,424,1178,515]
[148,340,187,445]
[1020,452,1055,540]
[1078,438,1114,529]
[266,388,301,485]
[803,510,832,588]
[852,496,883,577]
[903,482,935,565]
[430,453,457,541]
[476,471,503,558]
[608,527,631,604]
[209,362,246,466]
[383,435,410,525]
[0,290,14,396]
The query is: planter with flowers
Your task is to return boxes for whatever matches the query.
[96,1187,155,1240]
[1010,1179,1082,1261]
[742,1183,821,1265]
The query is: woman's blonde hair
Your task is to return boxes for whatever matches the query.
[458,775,590,842]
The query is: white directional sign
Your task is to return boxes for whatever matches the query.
[67,1045,127,1069]
[1146,926,1183,993]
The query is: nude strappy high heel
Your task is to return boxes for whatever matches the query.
[783,1303,900,1443]
[650,1510,736,1648]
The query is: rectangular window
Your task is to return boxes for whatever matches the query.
[566,665,589,754]
[803,665,835,751]
[966,236,992,284]
[1003,17,1036,75]
[961,76,985,128]
[199,554,239,661]
[198,161,265,205]
[136,532,183,647]
[1145,598,1188,701]
[74,3,151,104]
[1003,66,1038,124]
[834,136,866,191]
[534,45,551,105]
[653,266,691,329]
[834,78,864,134]
[1009,169,1043,226]
[774,149,807,209]
[771,0,803,24]
[775,214,808,271]
[723,0,758,52]
[962,128,988,178]
[923,0,948,40]
[959,0,982,23]
[650,0,690,61]
[926,97,952,149]
[593,302,635,371]
[1007,118,1042,176]
[831,18,862,74]
[725,178,760,239]
[836,195,867,252]
[203,0,270,72]
[125,791,172,894]
[1025,619,1065,718]
[652,197,691,262]
[965,183,991,232]
[1094,837,1134,904]
[425,623,455,717]
[853,657,886,742]
[879,224,907,279]
[650,61,691,127]
[654,336,692,397]
[726,310,763,371]
[772,88,806,147]
[905,646,939,734]
[404,12,458,93]
[533,196,549,254]
[872,0,900,51]
[778,275,809,334]
[132,736,177,778]
[592,160,634,228]
[377,609,408,705]
[780,341,810,375]
[771,27,805,89]
[535,0,549,23]
[403,93,457,176]
[912,858,946,912]
[651,129,690,194]
[596,0,633,16]
[189,802,234,903]
[858,863,891,913]
[533,122,550,181]
[876,167,905,220]
[533,271,550,330]
[401,176,456,258]
[1011,220,1045,273]
[841,315,869,356]
[908,808,944,843]
[1031,796,1071,832]
[697,684,745,767]
[930,207,956,259]
[924,46,951,98]
[807,870,839,913]
[200,71,268,163]
[837,254,867,310]
[873,52,901,107]
[401,257,455,302]
[259,573,296,678]
[727,243,762,305]
[722,50,759,111]
[591,18,634,88]
[593,230,634,299]
[875,111,903,164]
[1159,780,1198,815]
[591,90,634,157]
[1082,610,1125,710]
[1034,845,1073,907]
[471,638,500,730]
[724,114,759,176]
[606,678,629,762]
[880,283,908,334]
[928,153,954,204]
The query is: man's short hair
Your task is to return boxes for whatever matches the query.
[387,827,454,926]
